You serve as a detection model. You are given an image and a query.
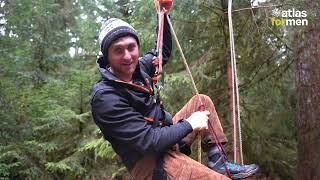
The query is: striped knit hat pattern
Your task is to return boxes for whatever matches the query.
[98,18,139,58]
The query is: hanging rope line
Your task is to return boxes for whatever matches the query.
[154,1,245,166]
[165,18,201,103]
[155,7,165,74]
[165,14,232,178]
[164,13,203,163]
[154,0,244,177]
[227,0,243,164]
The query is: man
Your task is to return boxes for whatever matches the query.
[91,4,259,179]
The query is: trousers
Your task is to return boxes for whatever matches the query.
[130,94,230,180]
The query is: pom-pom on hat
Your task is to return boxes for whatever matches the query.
[98,18,139,59]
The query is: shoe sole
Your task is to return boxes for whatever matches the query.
[230,166,259,179]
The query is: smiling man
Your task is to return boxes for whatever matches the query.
[91,8,258,180]
[107,36,139,82]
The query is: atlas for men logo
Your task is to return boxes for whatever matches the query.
[271,8,308,26]
[272,8,281,17]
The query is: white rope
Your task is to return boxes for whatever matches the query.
[227,0,243,164]
[165,1,244,164]
[165,14,203,163]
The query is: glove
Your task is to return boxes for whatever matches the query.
[186,111,210,130]
[154,0,173,12]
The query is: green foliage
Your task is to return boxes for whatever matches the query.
[0,147,22,179]
[111,167,128,180]
[0,0,305,179]
[45,152,87,176]
[157,0,299,179]
[79,137,116,160]
[0,0,121,178]
[161,72,193,114]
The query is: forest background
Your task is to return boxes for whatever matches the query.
[0,0,319,179]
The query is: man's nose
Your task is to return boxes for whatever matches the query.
[123,49,131,61]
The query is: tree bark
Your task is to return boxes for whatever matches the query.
[295,1,320,179]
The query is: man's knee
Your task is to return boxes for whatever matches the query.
[194,94,214,105]
[191,94,211,101]
[199,94,211,101]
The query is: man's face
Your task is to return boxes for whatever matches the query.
[107,36,139,82]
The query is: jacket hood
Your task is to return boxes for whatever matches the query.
[96,56,118,81]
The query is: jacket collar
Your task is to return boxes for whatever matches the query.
[97,56,119,81]
[96,56,154,93]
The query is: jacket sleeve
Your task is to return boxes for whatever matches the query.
[91,89,192,154]
[139,14,172,76]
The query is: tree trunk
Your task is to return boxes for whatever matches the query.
[295,1,320,179]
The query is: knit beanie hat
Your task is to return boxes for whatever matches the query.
[98,18,139,59]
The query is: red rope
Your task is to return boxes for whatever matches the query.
[207,112,232,178]
[155,7,166,75]
[198,103,232,178]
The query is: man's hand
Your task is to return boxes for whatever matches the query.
[152,56,160,66]
[154,0,173,12]
[186,111,210,130]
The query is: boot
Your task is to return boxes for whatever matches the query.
[207,145,259,179]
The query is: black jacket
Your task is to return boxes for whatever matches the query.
[91,17,193,171]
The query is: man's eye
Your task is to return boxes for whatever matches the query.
[128,44,136,52]
[114,48,123,54]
